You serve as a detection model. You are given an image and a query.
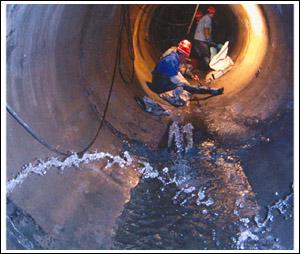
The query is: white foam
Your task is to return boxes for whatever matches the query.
[168,121,184,155]
[254,191,293,228]
[183,186,196,193]
[168,121,194,155]
[196,187,214,207]
[138,162,159,179]
[7,151,133,194]
[236,229,259,250]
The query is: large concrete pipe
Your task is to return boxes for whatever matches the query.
[6,4,294,250]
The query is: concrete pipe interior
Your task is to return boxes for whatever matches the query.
[134,4,268,100]
[6,4,294,250]
[6,4,293,157]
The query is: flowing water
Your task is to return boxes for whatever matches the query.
[111,122,293,250]
[7,120,293,250]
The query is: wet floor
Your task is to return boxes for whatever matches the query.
[112,133,292,250]
[6,106,294,250]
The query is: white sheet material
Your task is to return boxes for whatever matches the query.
[209,41,234,71]
[206,41,234,82]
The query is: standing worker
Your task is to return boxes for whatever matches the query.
[193,6,216,70]
[194,9,203,23]
[148,39,224,96]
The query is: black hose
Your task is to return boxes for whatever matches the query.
[118,5,135,86]
[7,6,130,159]
[6,105,71,157]
[76,6,125,157]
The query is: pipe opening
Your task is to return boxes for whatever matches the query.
[133,4,268,106]
[149,5,239,61]
[5,4,294,250]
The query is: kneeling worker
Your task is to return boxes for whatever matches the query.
[148,39,224,97]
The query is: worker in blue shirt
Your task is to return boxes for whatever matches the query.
[148,39,224,96]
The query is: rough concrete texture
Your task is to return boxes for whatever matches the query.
[6,4,294,250]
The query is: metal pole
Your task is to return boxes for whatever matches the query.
[186,4,199,35]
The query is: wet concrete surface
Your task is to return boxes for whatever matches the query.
[237,107,294,248]
[8,155,141,249]
[5,4,295,250]
[7,198,57,250]
[112,148,258,250]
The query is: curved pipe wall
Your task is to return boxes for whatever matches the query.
[133,4,293,141]
[134,5,268,98]
[7,4,293,169]
[6,5,168,176]
[6,4,293,249]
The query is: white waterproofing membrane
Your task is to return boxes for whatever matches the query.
[206,41,234,82]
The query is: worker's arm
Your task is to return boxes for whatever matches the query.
[179,64,200,81]
[203,16,212,42]
[170,72,190,86]
[204,27,211,41]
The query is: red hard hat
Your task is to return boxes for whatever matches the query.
[177,40,192,57]
[195,10,203,21]
[207,6,216,14]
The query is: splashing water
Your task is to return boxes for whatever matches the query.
[7,151,134,194]
[182,123,194,152]
[7,121,293,250]
[7,216,35,250]
[254,189,294,228]
[168,121,194,156]
[112,123,293,250]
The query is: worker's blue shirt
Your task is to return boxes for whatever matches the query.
[153,51,179,77]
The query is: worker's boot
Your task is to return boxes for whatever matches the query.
[210,87,224,96]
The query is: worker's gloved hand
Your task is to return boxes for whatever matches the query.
[209,41,217,47]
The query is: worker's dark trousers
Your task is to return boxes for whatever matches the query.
[148,73,218,94]
[193,39,210,69]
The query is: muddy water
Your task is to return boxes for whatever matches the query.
[7,111,293,250]
[112,116,293,250]
[112,134,292,250]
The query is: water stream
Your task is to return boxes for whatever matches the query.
[112,121,293,250]
[6,121,293,250]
